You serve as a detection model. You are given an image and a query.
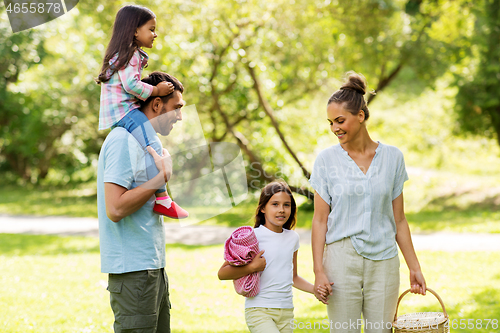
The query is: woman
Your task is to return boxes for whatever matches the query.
[309,71,426,333]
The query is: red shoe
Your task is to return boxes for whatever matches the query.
[153,201,189,219]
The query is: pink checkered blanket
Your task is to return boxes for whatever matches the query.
[224,226,260,297]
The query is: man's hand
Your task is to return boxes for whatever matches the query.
[146,147,172,182]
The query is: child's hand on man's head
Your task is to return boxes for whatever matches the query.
[157,81,174,96]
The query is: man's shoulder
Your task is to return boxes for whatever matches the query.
[101,128,141,157]
[103,128,135,147]
[107,127,129,139]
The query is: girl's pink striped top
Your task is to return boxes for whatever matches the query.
[98,48,154,130]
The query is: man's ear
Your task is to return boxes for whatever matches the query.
[152,97,163,114]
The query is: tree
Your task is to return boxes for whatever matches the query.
[455,0,500,146]
[0,17,49,181]
[161,0,474,198]
[157,0,343,198]
[0,2,106,183]
[0,0,480,194]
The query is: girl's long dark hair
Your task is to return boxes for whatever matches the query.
[254,181,297,230]
[96,5,155,84]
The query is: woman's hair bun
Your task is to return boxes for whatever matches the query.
[340,71,367,95]
[327,70,371,121]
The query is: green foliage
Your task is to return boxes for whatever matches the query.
[0,4,105,184]
[0,0,497,198]
[0,12,49,181]
[455,0,500,145]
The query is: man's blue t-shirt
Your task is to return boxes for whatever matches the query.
[97,127,166,274]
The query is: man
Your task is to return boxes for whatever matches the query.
[97,71,185,333]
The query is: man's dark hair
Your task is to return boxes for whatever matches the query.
[140,71,184,108]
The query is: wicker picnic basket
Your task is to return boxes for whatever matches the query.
[393,288,449,333]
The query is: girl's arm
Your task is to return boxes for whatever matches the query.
[151,82,174,97]
[118,52,153,101]
[311,192,332,304]
[217,250,266,280]
[118,51,172,100]
[292,250,314,294]
[394,192,426,295]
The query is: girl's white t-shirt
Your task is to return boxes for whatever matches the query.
[245,225,300,309]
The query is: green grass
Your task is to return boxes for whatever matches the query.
[0,185,98,218]
[402,168,500,233]
[0,234,499,332]
[406,209,500,233]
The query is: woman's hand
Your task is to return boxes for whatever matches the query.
[314,271,333,304]
[410,269,426,295]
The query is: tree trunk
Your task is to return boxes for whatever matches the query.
[206,39,315,199]
[367,61,404,105]
[212,95,314,199]
[247,64,312,180]
[5,153,30,180]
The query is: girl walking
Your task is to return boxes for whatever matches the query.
[96,5,187,219]
[218,181,322,333]
[310,71,426,333]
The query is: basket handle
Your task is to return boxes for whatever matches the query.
[393,287,448,322]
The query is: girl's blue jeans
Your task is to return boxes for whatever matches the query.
[114,108,167,194]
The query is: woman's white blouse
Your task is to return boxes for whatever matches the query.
[309,142,408,260]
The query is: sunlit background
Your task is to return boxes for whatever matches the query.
[1,0,499,332]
